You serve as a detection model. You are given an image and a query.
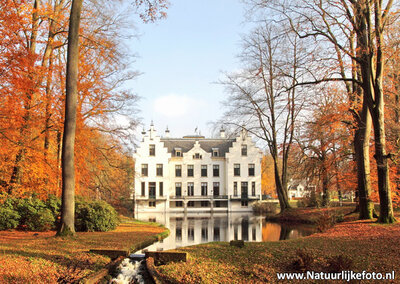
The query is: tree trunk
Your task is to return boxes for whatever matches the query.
[321,169,329,207]
[371,106,395,223]
[273,160,291,212]
[353,0,395,224]
[57,0,83,236]
[354,101,374,219]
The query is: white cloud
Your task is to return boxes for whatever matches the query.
[153,94,205,118]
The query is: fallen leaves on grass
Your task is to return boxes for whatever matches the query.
[0,221,167,283]
[157,211,400,284]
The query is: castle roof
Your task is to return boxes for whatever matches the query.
[160,138,235,157]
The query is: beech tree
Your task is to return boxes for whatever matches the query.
[247,0,397,223]
[57,0,168,236]
[294,89,356,206]
[221,24,307,211]
[57,0,83,236]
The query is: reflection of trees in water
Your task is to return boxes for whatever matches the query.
[262,222,317,241]
[279,226,292,240]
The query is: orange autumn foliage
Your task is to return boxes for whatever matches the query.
[261,155,277,198]
[291,88,357,197]
[0,0,144,209]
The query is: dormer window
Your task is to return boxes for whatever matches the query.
[193,153,202,159]
[175,148,182,157]
[212,148,219,157]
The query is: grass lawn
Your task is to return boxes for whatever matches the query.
[0,219,167,283]
[155,210,399,284]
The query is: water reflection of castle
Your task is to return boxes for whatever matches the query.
[136,212,263,252]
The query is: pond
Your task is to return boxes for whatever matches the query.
[112,212,317,283]
[134,212,316,253]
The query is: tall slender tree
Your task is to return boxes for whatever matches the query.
[221,25,306,211]
[247,0,397,223]
[57,0,83,236]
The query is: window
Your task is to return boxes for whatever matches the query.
[149,201,156,207]
[241,144,247,156]
[234,182,238,196]
[149,144,155,156]
[175,165,182,177]
[194,153,202,159]
[175,183,182,197]
[187,165,194,177]
[201,165,207,177]
[252,227,256,241]
[188,201,195,207]
[248,164,255,176]
[141,164,148,177]
[252,182,256,196]
[212,148,219,157]
[175,148,182,157]
[201,201,208,207]
[213,182,220,196]
[201,182,208,196]
[241,200,248,207]
[149,182,156,199]
[241,182,248,199]
[156,164,163,176]
[234,164,240,176]
[141,182,145,196]
[159,182,163,196]
[187,182,194,196]
[213,165,219,177]
[176,201,183,207]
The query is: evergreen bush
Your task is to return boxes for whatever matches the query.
[75,199,119,232]
[17,197,55,231]
[0,206,20,230]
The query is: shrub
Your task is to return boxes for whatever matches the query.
[45,194,61,218]
[0,206,20,230]
[326,255,353,272]
[17,197,55,231]
[290,249,314,272]
[296,199,306,208]
[252,201,277,214]
[75,199,120,232]
[335,213,344,223]
[299,190,322,208]
[45,194,61,227]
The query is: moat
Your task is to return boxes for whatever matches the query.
[135,212,316,252]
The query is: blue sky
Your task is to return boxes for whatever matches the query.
[127,0,250,138]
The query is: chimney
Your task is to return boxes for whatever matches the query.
[165,126,170,138]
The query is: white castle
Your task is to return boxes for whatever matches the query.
[133,123,262,213]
